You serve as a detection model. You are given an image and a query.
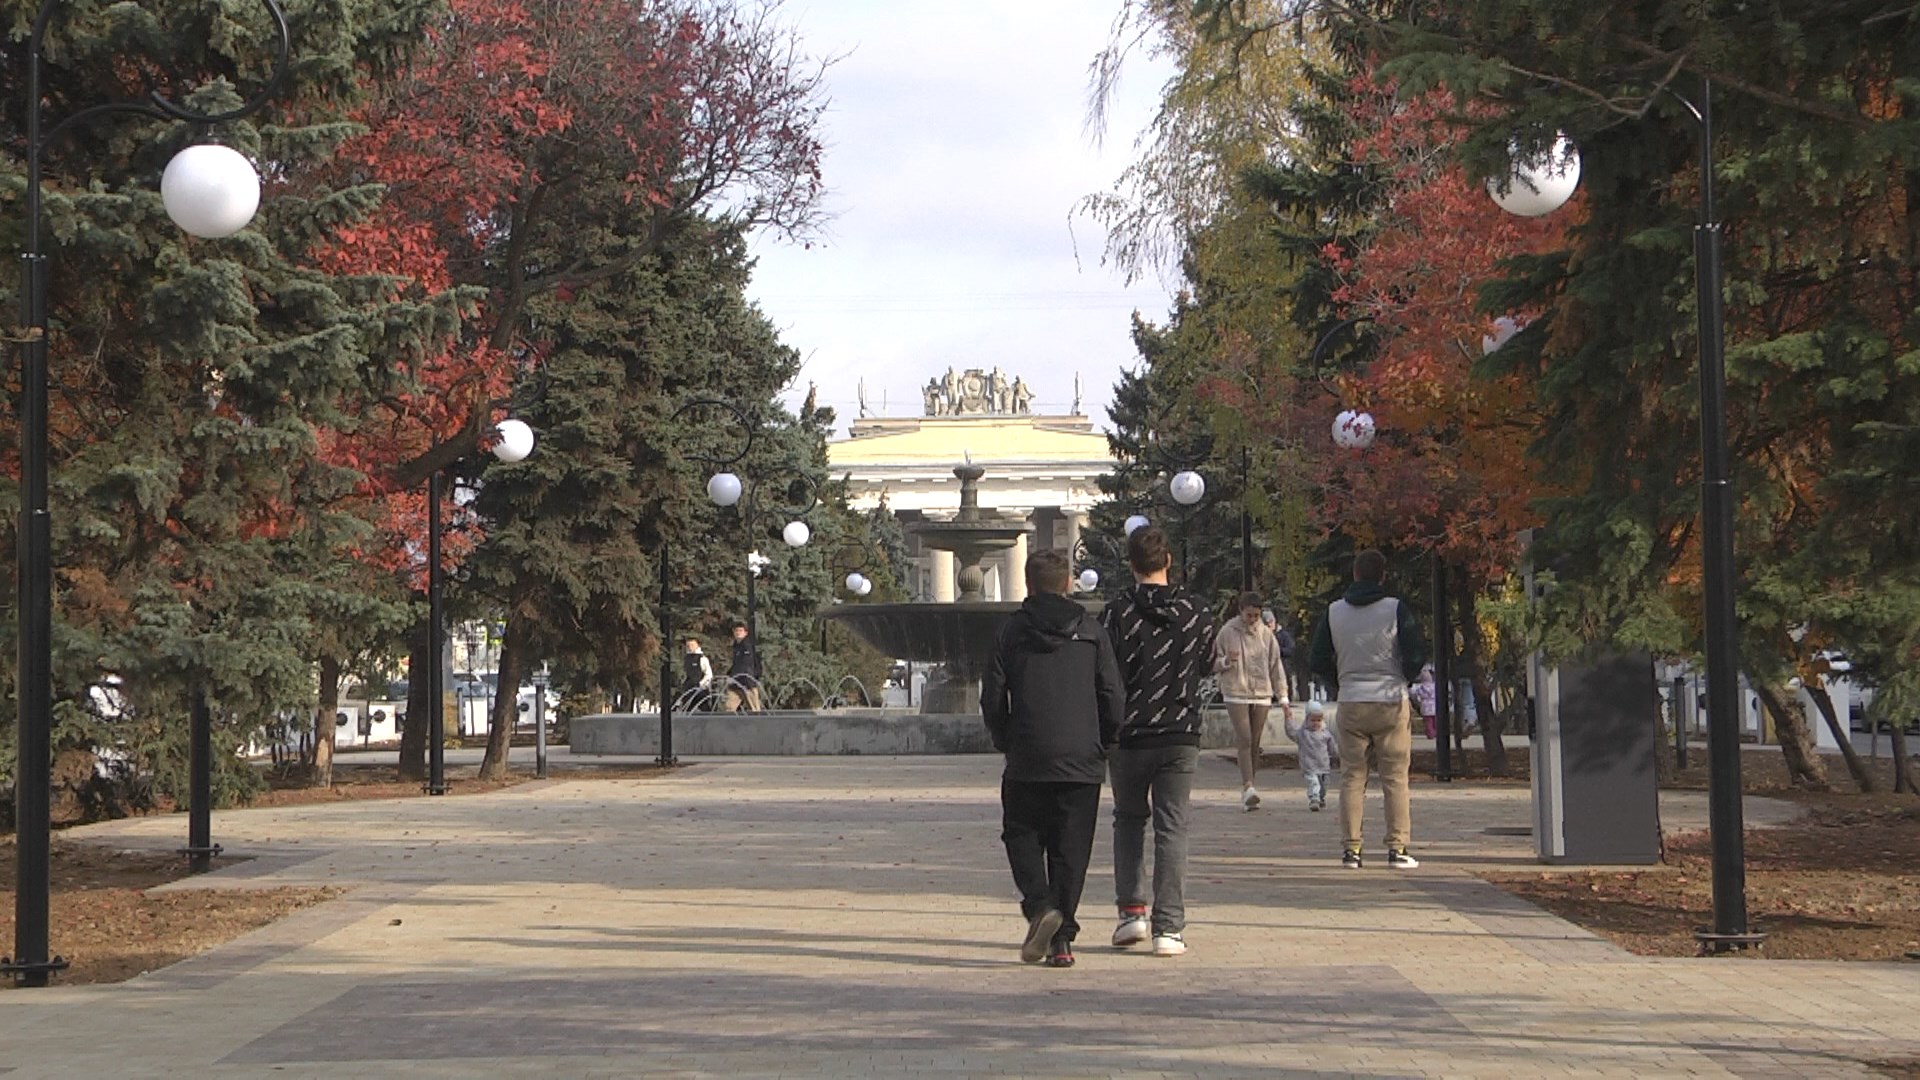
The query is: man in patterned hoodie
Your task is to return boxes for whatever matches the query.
[1098,525,1215,957]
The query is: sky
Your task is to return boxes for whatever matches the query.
[747,1,1177,436]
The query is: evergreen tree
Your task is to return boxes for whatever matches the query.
[0,0,466,803]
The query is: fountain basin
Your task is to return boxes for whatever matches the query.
[820,599,1101,713]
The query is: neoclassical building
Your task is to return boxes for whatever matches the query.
[828,367,1114,602]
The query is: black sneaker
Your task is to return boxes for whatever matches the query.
[1021,908,1064,963]
[1386,848,1420,869]
[1044,942,1075,968]
[1342,848,1364,870]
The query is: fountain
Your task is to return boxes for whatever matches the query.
[822,463,1066,713]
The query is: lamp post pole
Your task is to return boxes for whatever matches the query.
[426,468,449,794]
[1487,82,1753,947]
[6,0,288,989]
[424,421,534,794]
[1686,78,1755,950]
[659,399,755,760]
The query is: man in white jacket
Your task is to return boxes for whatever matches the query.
[1307,550,1429,869]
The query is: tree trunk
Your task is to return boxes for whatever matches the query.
[1805,683,1875,792]
[478,619,529,780]
[1751,680,1829,790]
[1454,578,1508,776]
[398,617,430,781]
[313,656,341,788]
[1889,721,1915,794]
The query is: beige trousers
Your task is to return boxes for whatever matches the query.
[1225,702,1269,788]
[1336,697,1412,851]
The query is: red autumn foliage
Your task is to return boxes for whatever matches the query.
[1312,75,1581,580]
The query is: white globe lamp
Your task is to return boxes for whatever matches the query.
[1333,410,1377,449]
[1124,514,1150,536]
[1482,315,1523,355]
[1486,133,1581,218]
[844,572,866,594]
[782,520,811,548]
[1077,568,1099,592]
[1169,470,1206,506]
[161,144,263,239]
[491,419,535,463]
[855,575,873,596]
[706,472,743,507]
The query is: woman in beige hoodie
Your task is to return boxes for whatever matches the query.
[1212,592,1292,809]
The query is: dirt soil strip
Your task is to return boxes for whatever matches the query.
[1,840,339,988]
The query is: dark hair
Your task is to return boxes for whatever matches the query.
[1126,525,1172,575]
[1353,549,1387,584]
[1026,549,1071,594]
[1236,590,1263,613]
[731,620,747,631]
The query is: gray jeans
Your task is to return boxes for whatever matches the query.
[1109,743,1198,935]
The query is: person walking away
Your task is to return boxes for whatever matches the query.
[724,621,763,712]
[1212,592,1292,810]
[1284,701,1339,810]
[982,550,1124,968]
[1410,665,1439,740]
[680,638,713,707]
[1099,526,1212,958]
[1308,550,1428,869]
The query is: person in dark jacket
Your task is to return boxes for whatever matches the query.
[981,549,1124,968]
[1098,525,1212,957]
[724,621,763,712]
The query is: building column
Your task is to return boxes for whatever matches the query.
[931,550,956,602]
[1006,531,1029,602]
[1066,509,1087,559]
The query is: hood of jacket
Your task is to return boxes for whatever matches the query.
[1342,581,1390,606]
[1015,592,1095,652]
[1126,583,1196,627]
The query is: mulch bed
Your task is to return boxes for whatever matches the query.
[0,839,339,987]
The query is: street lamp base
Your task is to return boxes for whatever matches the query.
[655,754,680,767]
[1693,929,1767,954]
[1,956,70,986]
[425,784,449,796]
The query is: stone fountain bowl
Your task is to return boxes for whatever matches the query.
[819,598,1105,681]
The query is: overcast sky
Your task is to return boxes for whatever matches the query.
[748,1,1176,436]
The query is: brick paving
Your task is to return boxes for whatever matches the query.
[1,752,1915,1077]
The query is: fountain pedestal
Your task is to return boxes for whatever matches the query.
[820,464,1043,713]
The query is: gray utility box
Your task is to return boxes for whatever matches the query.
[1528,648,1662,864]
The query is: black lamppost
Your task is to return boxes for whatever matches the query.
[657,398,754,764]
[424,419,535,794]
[822,542,876,652]
[1489,81,1757,949]
[5,0,290,989]
[736,467,819,652]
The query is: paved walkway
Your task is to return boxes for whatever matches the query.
[2,752,1915,1078]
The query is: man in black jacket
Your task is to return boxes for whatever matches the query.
[724,621,763,712]
[981,549,1124,968]
[1098,525,1212,957]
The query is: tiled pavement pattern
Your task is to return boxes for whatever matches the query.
[2,753,1915,1078]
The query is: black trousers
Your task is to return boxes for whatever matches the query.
[1000,778,1102,945]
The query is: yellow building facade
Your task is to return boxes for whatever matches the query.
[827,368,1114,602]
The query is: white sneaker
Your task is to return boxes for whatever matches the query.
[1112,913,1149,948]
[1241,786,1261,811]
[1152,933,1187,956]
[1386,848,1420,869]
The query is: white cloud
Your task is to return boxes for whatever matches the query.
[750,0,1176,432]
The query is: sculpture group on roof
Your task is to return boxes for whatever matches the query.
[921,367,1032,417]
